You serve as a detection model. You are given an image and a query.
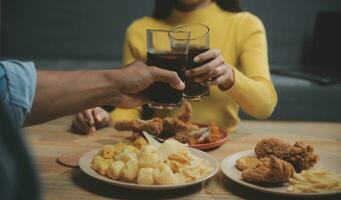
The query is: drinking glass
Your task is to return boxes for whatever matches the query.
[147,29,190,109]
[173,23,210,101]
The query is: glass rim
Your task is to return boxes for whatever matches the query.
[172,23,209,41]
[147,29,190,42]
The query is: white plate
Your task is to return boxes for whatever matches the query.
[221,150,341,197]
[79,148,219,190]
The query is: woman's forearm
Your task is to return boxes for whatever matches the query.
[227,68,278,119]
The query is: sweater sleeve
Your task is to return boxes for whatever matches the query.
[227,13,277,119]
[110,22,144,123]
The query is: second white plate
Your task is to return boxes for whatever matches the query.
[220,150,341,197]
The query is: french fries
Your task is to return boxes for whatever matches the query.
[288,168,341,193]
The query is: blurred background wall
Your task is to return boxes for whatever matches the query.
[1,0,341,121]
[0,0,2,57]
[1,0,340,69]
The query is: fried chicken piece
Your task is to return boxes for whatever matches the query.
[208,122,222,143]
[235,156,262,171]
[255,138,292,158]
[177,101,192,123]
[174,122,223,145]
[162,117,199,137]
[162,117,189,135]
[173,128,204,144]
[172,130,190,143]
[114,118,163,135]
[255,138,319,172]
[288,141,319,172]
[242,156,295,184]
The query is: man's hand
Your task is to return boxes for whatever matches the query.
[26,60,184,126]
[113,61,185,108]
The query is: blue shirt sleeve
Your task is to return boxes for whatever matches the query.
[0,60,37,125]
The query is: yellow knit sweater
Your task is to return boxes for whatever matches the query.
[111,3,277,133]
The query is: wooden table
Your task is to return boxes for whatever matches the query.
[24,116,341,200]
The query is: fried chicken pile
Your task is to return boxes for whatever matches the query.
[114,101,197,136]
[235,138,319,184]
[255,138,319,172]
[241,156,295,184]
[114,101,223,145]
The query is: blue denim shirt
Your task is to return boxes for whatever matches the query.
[0,60,37,126]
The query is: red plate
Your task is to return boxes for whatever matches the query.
[133,124,229,151]
[188,124,229,150]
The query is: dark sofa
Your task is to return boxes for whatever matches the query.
[1,0,341,121]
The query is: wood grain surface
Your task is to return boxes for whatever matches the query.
[24,116,341,200]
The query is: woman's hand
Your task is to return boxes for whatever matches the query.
[71,107,111,135]
[185,49,235,91]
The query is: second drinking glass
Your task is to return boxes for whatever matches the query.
[173,23,211,101]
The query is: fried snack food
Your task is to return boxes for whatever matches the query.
[255,138,319,172]
[122,159,139,182]
[242,155,295,184]
[162,117,193,136]
[138,145,159,168]
[114,102,225,145]
[235,156,262,171]
[177,101,192,123]
[114,118,163,135]
[90,137,212,185]
[288,168,341,193]
[134,136,148,149]
[102,145,115,159]
[137,168,154,185]
[107,160,124,180]
[164,117,200,134]
[208,122,222,142]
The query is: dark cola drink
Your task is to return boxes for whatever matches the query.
[147,51,186,109]
[184,46,211,100]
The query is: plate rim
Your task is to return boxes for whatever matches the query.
[189,123,229,148]
[220,150,341,197]
[79,147,219,190]
[188,132,228,150]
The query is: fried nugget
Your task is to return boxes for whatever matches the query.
[137,168,154,185]
[134,136,148,149]
[255,138,319,172]
[235,156,262,171]
[101,145,115,159]
[122,159,139,182]
[153,163,175,185]
[114,118,163,135]
[242,156,295,184]
[107,160,125,180]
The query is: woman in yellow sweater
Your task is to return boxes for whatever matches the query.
[71,0,277,134]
